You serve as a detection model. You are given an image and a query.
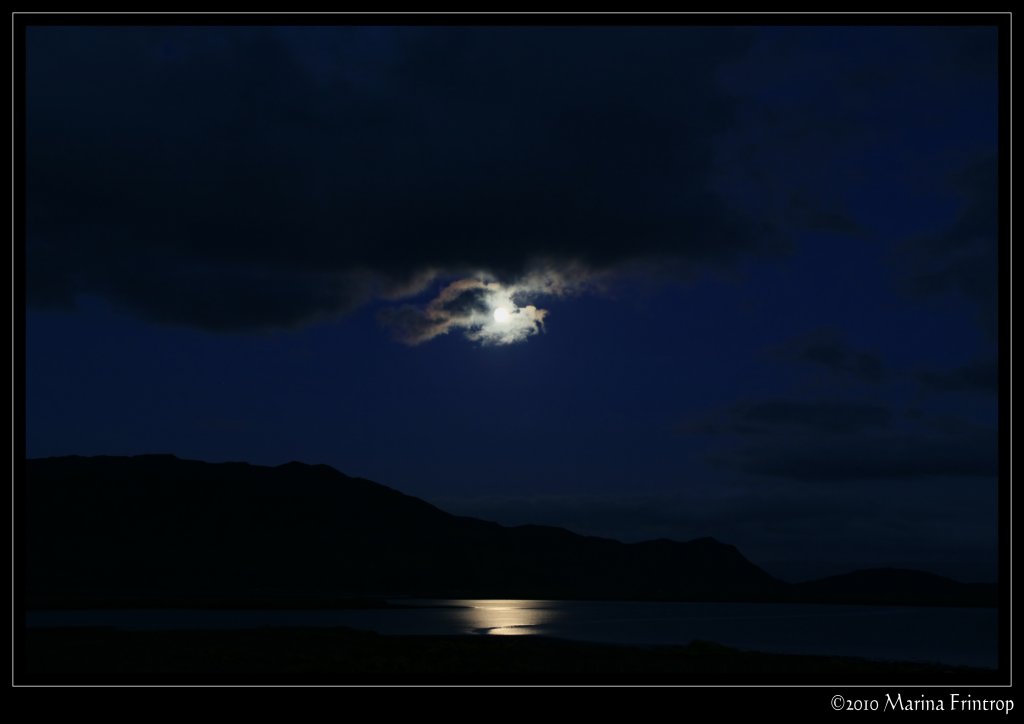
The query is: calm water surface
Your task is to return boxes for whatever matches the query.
[27,599,998,669]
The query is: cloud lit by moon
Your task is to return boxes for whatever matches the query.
[379,276,554,346]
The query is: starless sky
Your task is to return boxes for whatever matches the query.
[23,23,1000,581]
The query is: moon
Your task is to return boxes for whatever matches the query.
[493,306,511,323]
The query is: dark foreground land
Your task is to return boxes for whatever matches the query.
[22,626,997,685]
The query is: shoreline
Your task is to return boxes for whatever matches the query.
[21,625,1000,685]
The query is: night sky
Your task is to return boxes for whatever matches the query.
[24,23,1001,582]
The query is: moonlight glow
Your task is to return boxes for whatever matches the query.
[382,278,551,346]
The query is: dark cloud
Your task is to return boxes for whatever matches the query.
[775,329,886,383]
[26,26,767,331]
[723,428,997,482]
[740,400,892,433]
[897,156,998,332]
[682,399,893,436]
[917,359,998,394]
[714,27,996,246]
[682,397,995,483]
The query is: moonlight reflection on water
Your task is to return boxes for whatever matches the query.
[456,599,564,636]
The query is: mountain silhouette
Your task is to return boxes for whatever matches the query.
[24,455,994,608]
